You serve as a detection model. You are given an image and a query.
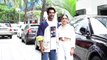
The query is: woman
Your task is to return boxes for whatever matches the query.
[57,14,76,60]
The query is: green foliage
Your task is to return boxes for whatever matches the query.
[19,11,24,22]
[36,5,42,10]
[34,10,41,20]
[0,3,18,23]
[64,0,76,16]
[51,0,76,16]
[0,4,10,15]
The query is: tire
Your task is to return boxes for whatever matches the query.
[21,39,24,42]
[2,36,4,38]
[25,37,29,45]
[19,37,21,39]
[91,56,101,60]
[9,35,12,39]
[25,41,28,45]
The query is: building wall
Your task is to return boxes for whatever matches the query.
[76,0,107,14]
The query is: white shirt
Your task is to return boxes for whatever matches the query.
[58,24,76,48]
[43,20,58,52]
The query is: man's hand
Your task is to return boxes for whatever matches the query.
[40,41,45,54]
[40,46,45,54]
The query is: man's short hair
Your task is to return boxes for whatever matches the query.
[47,7,56,14]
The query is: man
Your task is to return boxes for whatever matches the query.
[36,7,58,60]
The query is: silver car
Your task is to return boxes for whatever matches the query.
[0,23,13,38]
[21,24,39,44]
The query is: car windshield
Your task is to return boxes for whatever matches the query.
[5,23,11,27]
[0,23,10,27]
[90,17,107,34]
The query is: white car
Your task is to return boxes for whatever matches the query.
[17,24,26,39]
[0,23,13,38]
[11,24,19,34]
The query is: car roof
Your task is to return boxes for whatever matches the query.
[71,15,107,24]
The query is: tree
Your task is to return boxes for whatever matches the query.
[0,3,16,22]
[51,0,76,16]
[23,0,28,21]
[40,0,46,22]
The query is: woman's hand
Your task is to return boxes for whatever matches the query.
[70,48,75,56]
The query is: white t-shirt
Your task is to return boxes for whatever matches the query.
[43,20,58,52]
[48,20,57,50]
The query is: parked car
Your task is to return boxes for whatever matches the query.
[21,24,39,44]
[94,16,107,28]
[71,15,107,60]
[11,23,19,34]
[0,23,13,38]
[17,24,26,39]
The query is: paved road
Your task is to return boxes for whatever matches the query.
[0,35,41,60]
[0,35,79,60]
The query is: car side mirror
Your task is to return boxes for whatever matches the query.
[80,27,87,35]
[80,27,91,39]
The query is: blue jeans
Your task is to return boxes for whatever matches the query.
[42,50,56,60]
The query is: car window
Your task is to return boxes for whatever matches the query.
[95,17,107,28]
[21,24,26,29]
[90,18,107,34]
[74,19,89,34]
[0,24,5,27]
[0,24,10,27]
[5,23,11,27]
[24,25,29,30]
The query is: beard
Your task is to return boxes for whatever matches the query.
[48,15,54,21]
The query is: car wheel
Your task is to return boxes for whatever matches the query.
[21,39,24,42]
[19,37,21,39]
[91,56,101,60]
[24,38,28,45]
[9,35,12,39]
[25,40,28,45]
[2,36,4,38]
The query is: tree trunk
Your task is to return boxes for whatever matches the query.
[40,0,46,22]
[4,0,6,4]
[23,0,28,22]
